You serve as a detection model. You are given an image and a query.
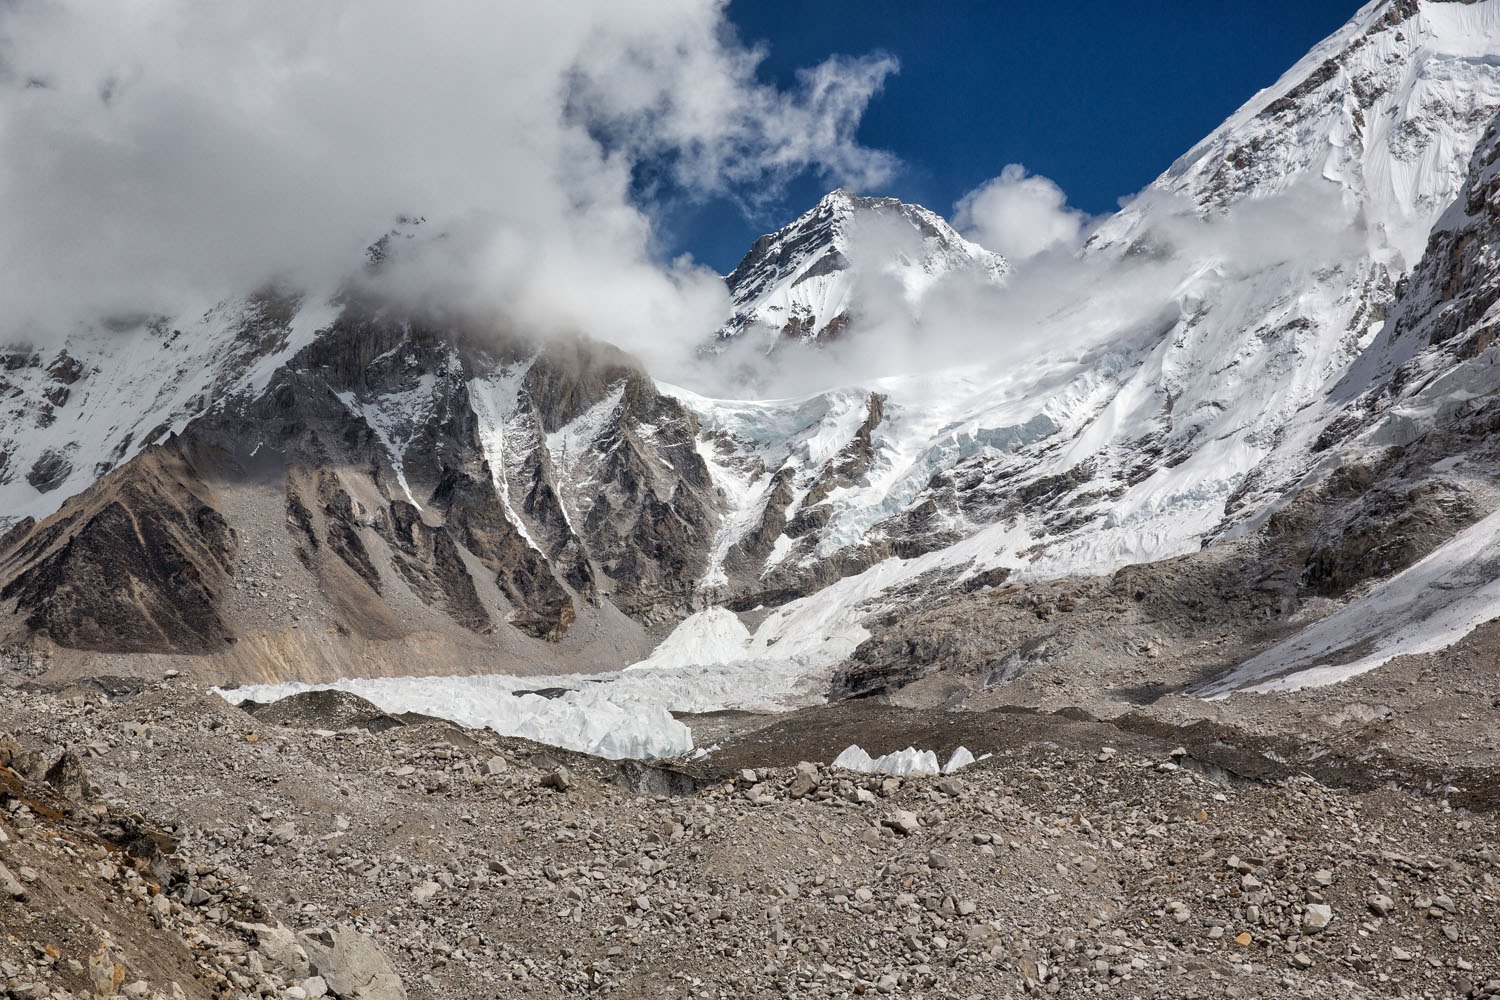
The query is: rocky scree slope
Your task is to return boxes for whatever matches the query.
[5,681,1500,999]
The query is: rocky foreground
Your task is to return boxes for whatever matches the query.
[1,681,1498,1000]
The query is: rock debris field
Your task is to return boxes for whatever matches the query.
[1,682,1498,1000]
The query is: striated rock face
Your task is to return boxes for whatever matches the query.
[0,442,238,654]
[0,296,724,666]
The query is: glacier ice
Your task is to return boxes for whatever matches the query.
[624,607,752,671]
[221,606,842,761]
[224,674,696,761]
[943,746,977,773]
[831,744,976,777]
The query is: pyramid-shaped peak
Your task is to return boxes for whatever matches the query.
[717,189,1008,348]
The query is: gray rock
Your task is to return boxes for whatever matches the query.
[789,772,817,799]
[236,922,310,980]
[43,751,99,801]
[297,925,406,1000]
[883,811,920,836]
[0,862,27,901]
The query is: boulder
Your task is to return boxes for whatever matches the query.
[297,925,406,1000]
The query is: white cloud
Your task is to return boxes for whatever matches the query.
[954,164,1088,261]
[0,0,897,373]
[689,172,1370,398]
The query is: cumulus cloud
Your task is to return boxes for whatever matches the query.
[0,0,897,372]
[954,164,1089,261]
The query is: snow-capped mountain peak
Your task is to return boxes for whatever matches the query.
[1104,0,1500,267]
[716,188,1008,348]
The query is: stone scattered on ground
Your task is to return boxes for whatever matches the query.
[1,683,1498,999]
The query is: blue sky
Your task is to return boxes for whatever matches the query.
[666,0,1360,272]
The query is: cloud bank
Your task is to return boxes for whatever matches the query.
[0,0,897,371]
[688,170,1371,398]
[0,5,1377,408]
[954,164,1089,261]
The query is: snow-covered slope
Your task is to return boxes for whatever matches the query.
[0,291,339,532]
[1195,96,1500,695]
[1200,503,1500,697]
[655,0,1500,683]
[1073,0,1500,545]
[1136,0,1500,266]
[716,188,1007,348]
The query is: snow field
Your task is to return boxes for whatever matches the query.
[1201,503,1500,697]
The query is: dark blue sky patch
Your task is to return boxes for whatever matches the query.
[664,0,1357,272]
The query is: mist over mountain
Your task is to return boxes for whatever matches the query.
[0,0,898,375]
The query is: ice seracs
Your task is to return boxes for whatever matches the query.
[225,675,696,761]
[832,744,976,777]
[220,602,840,760]
[624,607,752,671]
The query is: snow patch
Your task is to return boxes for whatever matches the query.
[1200,504,1500,697]
[625,607,752,671]
[468,364,543,551]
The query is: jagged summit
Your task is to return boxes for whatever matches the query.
[716,188,1007,348]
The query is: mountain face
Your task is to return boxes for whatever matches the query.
[7,0,1500,708]
[0,295,728,680]
[715,188,1007,348]
[824,0,1500,702]
[0,292,338,534]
